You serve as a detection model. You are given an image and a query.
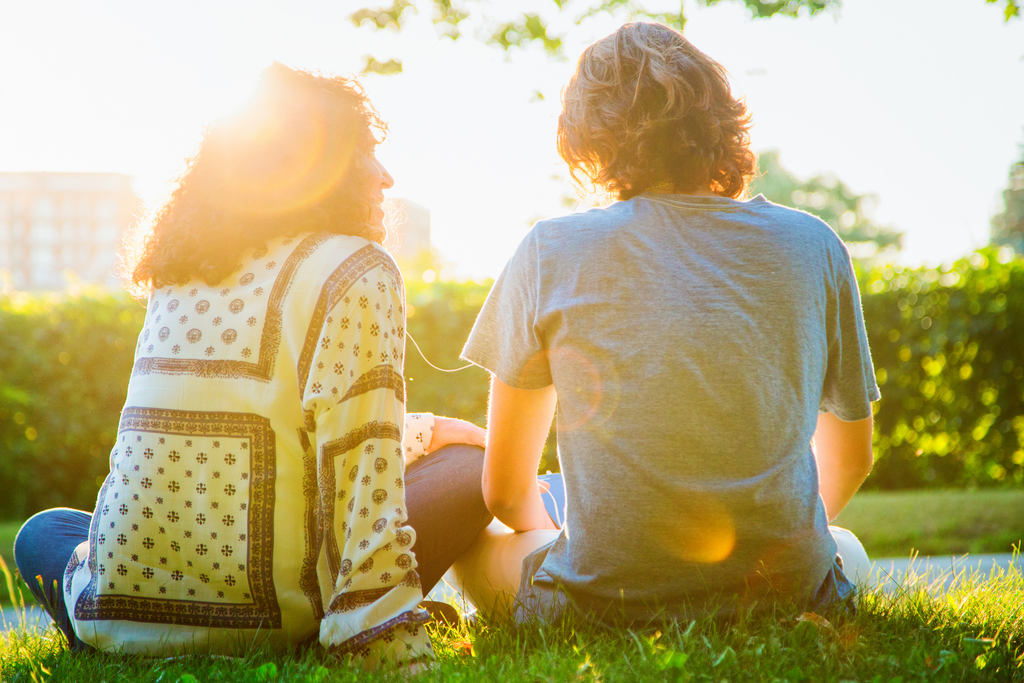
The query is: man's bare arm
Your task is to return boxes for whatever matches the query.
[481,376,559,532]
[812,412,874,521]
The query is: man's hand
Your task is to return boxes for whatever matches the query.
[426,416,486,454]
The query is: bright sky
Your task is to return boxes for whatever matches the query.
[1,0,1022,279]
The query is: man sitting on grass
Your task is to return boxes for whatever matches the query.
[457,21,878,623]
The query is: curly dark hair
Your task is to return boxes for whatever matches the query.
[124,63,387,298]
[557,22,756,200]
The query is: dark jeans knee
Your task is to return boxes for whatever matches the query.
[405,444,493,595]
[411,443,485,486]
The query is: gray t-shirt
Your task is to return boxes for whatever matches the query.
[462,193,880,618]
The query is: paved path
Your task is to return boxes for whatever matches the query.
[3,554,1018,635]
[865,553,1020,595]
[1,605,52,635]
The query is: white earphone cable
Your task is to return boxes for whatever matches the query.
[406,331,475,373]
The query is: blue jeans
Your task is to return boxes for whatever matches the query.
[13,507,91,651]
[14,443,491,650]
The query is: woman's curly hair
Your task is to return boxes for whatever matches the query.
[557,22,756,200]
[124,63,387,298]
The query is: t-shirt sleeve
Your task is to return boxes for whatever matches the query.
[460,228,553,389]
[819,244,882,421]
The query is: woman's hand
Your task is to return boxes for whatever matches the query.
[426,416,486,454]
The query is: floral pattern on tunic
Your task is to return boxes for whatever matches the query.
[301,259,432,662]
[132,234,333,381]
[73,409,277,627]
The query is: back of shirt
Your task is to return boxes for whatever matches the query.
[462,193,879,617]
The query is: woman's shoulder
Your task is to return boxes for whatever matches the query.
[274,233,401,288]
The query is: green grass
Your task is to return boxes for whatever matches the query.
[2,492,1023,681]
[1,564,1022,682]
[0,521,21,572]
[835,489,1024,558]
[0,522,35,608]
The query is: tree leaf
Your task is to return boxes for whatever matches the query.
[350,0,416,31]
[360,56,404,75]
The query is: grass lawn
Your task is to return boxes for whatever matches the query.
[1,491,1022,680]
[0,521,20,569]
[0,522,34,607]
[1,567,1022,682]
[834,488,1024,558]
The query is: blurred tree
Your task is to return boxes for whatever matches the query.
[361,56,403,75]
[748,149,902,254]
[987,0,1021,21]
[351,0,1019,73]
[991,145,1024,253]
[349,0,838,72]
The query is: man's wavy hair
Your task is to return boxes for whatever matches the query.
[558,22,756,200]
[124,63,387,298]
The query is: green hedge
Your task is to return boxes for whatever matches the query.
[859,248,1024,489]
[1,250,1023,519]
[0,289,142,520]
[403,279,491,424]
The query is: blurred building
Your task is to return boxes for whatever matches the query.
[386,198,431,263]
[0,172,140,290]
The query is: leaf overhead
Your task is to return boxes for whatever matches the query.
[492,14,564,55]
[349,0,840,62]
[361,56,404,76]
[349,0,1017,73]
[350,0,416,31]
[986,0,1022,21]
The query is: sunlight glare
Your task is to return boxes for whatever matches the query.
[206,71,360,218]
[667,495,737,564]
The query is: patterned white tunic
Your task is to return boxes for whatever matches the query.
[64,233,436,664]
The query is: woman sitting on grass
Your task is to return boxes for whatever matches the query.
[456,22,877,623]
[14,63,490,668]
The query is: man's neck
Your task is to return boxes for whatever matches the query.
[646,185,719,198]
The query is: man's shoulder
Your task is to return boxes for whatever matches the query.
[529,200,639,251]
[750,197,850,253]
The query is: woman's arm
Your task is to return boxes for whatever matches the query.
[302,262,432,666]
[429,416,485,451]
[812,412,874,521]
[481,376,559,532]
[402,413,486,467]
